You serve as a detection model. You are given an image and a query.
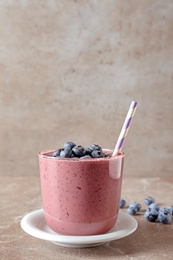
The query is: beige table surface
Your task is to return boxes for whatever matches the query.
[1,176,173,260]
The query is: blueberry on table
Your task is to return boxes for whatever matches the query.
[63,142,76,149]
[53,149,62,157]
[127,207,138,215]
[158,209,172,224]
[159,207,170,214]
[129,202,141,212]
[144,196,155,205]
[148,203,160,212]
[166,206,173,215]
[119,199,126,208]
[72,146,86,157]
[60,148,72,158]
[144,208,158,222]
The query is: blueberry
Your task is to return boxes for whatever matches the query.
[129,202,141,212]
[119,199,126,208]
[158,209,172,224]
[159,208,171,215]
[63,142,76,149]
[144,196,155,205]
[127,207,138,215]
[85,148,92,155]
[60,148,72,158]
[72,145,86,157]
[148,203,160,212]
[91,150,105,158]
[144,208,158,222]
[80,155,92,159]
[53,148,62,157]
[166,206,173,215]
[89,144,102,151]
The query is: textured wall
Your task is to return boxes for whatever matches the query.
[0,0,173,177]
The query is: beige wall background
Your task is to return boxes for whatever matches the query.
[0,0,173,177]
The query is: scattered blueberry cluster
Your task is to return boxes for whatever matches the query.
[144,196,173,224]
[53,142,108,159]
[119,196,173,224]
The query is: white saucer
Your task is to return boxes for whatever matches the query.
[21,209,138,248]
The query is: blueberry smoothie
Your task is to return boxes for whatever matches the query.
[38,143,124,236]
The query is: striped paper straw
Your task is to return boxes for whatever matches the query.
[112,101,137,156]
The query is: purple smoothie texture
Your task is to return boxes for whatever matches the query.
[39,149,124,236]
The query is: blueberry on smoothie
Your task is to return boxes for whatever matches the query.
[85,148,92,155]
[91,150,105,158]
[60,148,73,158]
[63,142,76,149]
[72,145,86,157]
[53,149,62,157]
[89,144,102,151]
